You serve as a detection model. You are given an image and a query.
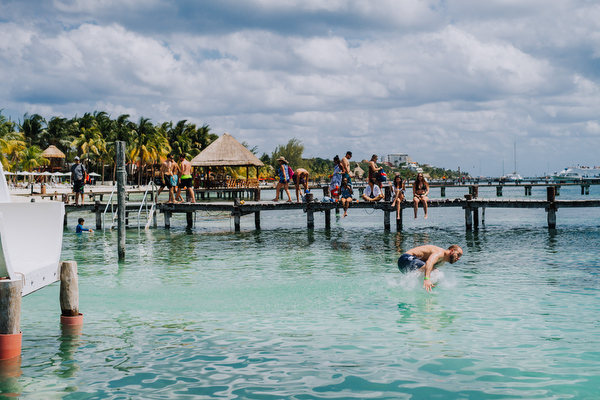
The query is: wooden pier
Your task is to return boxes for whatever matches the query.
[62,186,600,231]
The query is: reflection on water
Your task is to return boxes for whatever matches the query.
[0,357,22,397]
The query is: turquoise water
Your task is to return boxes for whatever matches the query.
[2,186,600,399]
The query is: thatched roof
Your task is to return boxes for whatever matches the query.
[42,145,66,159]
[190,133,264,167]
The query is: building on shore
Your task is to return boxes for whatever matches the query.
[384,153,412,166]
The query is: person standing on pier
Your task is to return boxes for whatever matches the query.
[292,168,309,202]
[340,151,352,185]
[362,178,383,202]
[176,154,195,203]
[329,155,342,200]
[273,157,292,202]
[398,245,463,292]
[71,156,86,206]
[368,154,384,189]
[158,154,176,203]
[413,173,429,219]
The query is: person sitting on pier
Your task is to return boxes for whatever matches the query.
[391,174,405,220]
[273,157,293,202]
[292,168,309,202]
[158,154,176,203]
[340,151,352,185]
[362,178,383,202]
[368,154,384,188]
[413,173,429,219]
[76,217,93,233]
[176,154,195,203]
[398,244,463,292]
[339,177,354,217]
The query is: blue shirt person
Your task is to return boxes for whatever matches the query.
[76,217,93,233]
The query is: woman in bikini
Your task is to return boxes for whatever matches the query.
[339,177,354,217]
[412,173,429,219]
[391,175,405,220]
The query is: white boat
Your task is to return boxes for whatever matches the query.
[552,166,600,181]
[502,173,523,182]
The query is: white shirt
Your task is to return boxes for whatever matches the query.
[364,184,381,198]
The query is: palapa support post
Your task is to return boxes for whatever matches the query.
[547,187,557,229]
[0,279,22,360]
[59,261,83,326]
[254,211,261,230]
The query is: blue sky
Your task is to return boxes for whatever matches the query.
[1,0,599,176]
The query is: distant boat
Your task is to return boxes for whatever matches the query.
[504,172,523,182]
[552,166,600,182]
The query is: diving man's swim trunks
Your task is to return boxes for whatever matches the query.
[397,253,426,272]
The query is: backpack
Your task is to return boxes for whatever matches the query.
[377,169,387,182]
[287,166,294,181]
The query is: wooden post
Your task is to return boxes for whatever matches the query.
[0,279,22,360]
[547,186,557,229]
[116,141,126,261]
[233,210,241,232]
[325,209,331,229]
[384,186,392,202]
[464,206,473,230]
[59,261,82,321]
[255,188,261,201]
[482,208,486,225]
[164,211,171,229]
[473,207,479,229]
[186,212,193,228]
[525,186,532,196]
[472,185,479,198]
[384,209,390,231]
[255,211,261,230]
[440,186,446,197]
[95,201,102,230]
[307,205,314,229]
[496,186,502,197]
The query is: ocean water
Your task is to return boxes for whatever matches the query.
[2,185,600,399]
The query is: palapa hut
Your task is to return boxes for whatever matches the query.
[190,132,263,188]
[41,145,66,172]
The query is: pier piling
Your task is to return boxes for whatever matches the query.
[60,261,83,326]
[0,279,22,360]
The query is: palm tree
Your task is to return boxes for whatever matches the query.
[19,113,46,147]
[71,121,106,173]
[20,145,49,172]
[130,117,171,185]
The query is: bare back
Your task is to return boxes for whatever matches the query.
[407,245,445,266]
[340,157,350,174]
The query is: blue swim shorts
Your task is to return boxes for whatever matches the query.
[397,253,425,273]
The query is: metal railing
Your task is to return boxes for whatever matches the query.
[137,182,157,230]
[102,185,118,231]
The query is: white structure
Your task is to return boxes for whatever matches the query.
[384,153,412,166]
[0,164,65,295]
[404,162,423,173]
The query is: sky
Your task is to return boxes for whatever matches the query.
[1,0,600,177]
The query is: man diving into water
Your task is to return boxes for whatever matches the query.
[398,245,463,292]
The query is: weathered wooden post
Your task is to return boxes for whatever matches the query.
[254,211,261,230]
[0,279,22,360]
[59,261,83,326]
[472,185,479,198]
[525,186,532,196]
[164,210,171,228]
[233,210,241,232]
[95,201,102,230]
[464,194,473,230]
[116,141,126,261]
[383,208,390,230]
[496,186,502,197]
[186,212,193,228]
[547,187,557,229]
[324,208,331,229]
[440,186,446,197]
[306,195,314,229]
[384,186,392,202]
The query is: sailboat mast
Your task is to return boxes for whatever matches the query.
[514,142,517,174]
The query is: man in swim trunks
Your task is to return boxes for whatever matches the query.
[292,168,309,202]
[397,244,463,292]
[340,151,352,185]
[158,154,176,203]
[176,154,195,203]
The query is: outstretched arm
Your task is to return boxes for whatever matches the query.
[423,249,444,292]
